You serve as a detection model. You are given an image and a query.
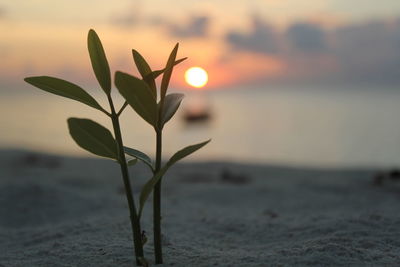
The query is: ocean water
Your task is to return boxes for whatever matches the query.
[1,86,400,167]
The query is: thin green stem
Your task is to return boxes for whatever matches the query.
[100,106,112,117]
[117,101,128,117]
[153,129,163,264]
[108,95,144,266]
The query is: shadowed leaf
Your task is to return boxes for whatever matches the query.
[115,71,158,127]
[147,57,187,80]
[88,29,111,94]
[127,158,138,166]
[168,139,211,166]
[138,139,210,217]
[132,50,157,98]
[67,118,118,160]
[24,76,106,113]
[160,44,179,100]
[161,93,184,126]
[124,146,153,171]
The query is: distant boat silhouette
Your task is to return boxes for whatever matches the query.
[183,107,212,124]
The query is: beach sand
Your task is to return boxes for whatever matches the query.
[1,149,400,266]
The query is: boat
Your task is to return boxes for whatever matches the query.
[183,108,212,124]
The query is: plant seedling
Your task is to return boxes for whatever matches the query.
[25,29,148,265]
[116,44,210,264]
[24,29,210,266]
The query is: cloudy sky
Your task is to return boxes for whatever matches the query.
[2,0,400,90]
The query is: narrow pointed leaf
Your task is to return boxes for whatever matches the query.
[67,118,118,160]
[88,29,111,94]
[161,93,184,126]
[138,166,167,218]
[132,49,157,98]
[147,57,187,80]
[168,139,211,166]
[115,71,158,127]
[24,76,106,113]
[124,146,154,171]
[138,139,210,217]
[160,44,179,100]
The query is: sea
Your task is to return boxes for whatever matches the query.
[2,84,400,168]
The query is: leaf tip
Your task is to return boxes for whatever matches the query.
[114,71,125,82]
[203,139,212,146]
[24,76,42,86]
[66,117,75,124]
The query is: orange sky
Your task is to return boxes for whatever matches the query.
[2,0,400,91]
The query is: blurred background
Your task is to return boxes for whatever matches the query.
[1,0,400,167]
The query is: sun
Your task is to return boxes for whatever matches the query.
[185,67,208,88]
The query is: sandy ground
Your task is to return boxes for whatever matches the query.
[1,149,400,266]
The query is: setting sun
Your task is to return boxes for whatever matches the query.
[185,67,208,88]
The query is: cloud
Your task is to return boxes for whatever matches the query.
[109,5,166,28]
[225,19,326,55]
[110,14,167,28]
[225,16,280,54]
[168,16,210,38]
[224,16,400,85]
[328,20,400,84]
[110,14,137,28]
[286,23,327,53]
[110,11,210,39]
[0,7,6,19]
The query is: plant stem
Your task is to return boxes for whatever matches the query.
[108,95,144,266]
[154,129,163,264]
[117,101,128,116]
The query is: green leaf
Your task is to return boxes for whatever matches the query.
[138,139,210,217]
[67,118,118,160]
[115,71,158,127]
[132,49,157,98]
[168,139,211,166]
[124,146,154,171]
[147,57,187,80]
[160,44,179,100]
[161,93,184,126]
[24,76,106,113]
[139,168,167,218]
[88,29,111,94]
[127,158,138,166]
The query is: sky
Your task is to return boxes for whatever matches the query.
[2,0,400,90]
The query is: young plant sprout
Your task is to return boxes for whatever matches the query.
[116,43,210,264]
[24,29,210,266]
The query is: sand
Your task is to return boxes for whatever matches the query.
[1,149,400,266]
